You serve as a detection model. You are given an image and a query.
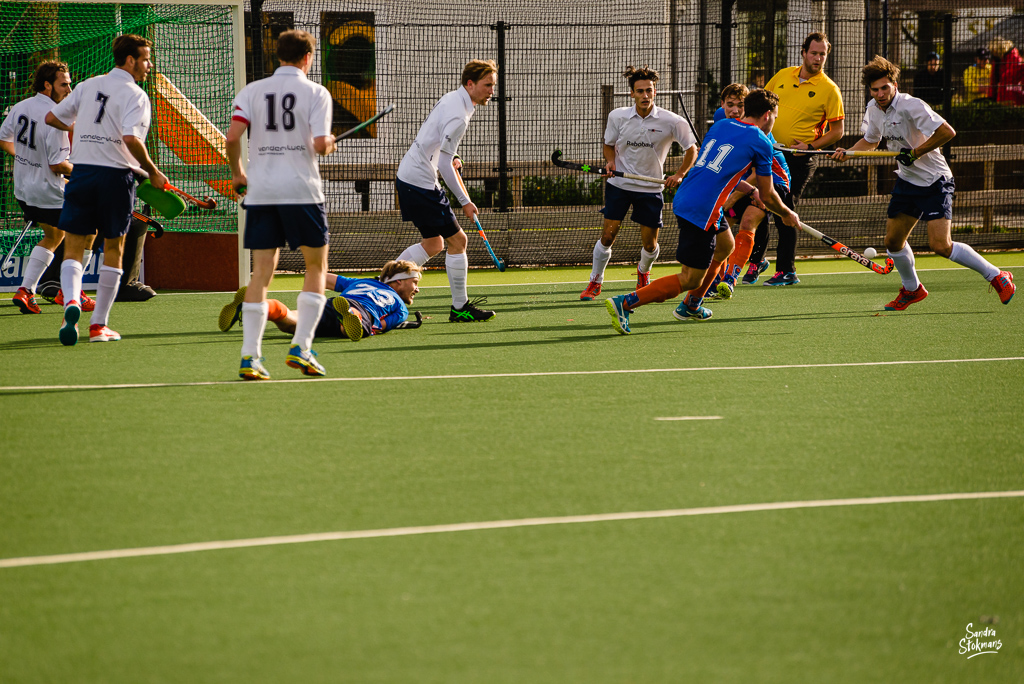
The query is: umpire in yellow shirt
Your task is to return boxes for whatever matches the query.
[761,31,845,286]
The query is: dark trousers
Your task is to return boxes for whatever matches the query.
[749,151,818,272]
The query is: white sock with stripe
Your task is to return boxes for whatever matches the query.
[397,243,431,267]
[638,244,660,273]
[22,246,54,292]
[90,265,122,327]
[241,301,269,359]
[291,291,327,351]
[446,252,469,308]
[590,241,612,283]
[887,245,920,291]
[948,242,999,281]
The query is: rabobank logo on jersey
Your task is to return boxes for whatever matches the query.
[626,140,654,148]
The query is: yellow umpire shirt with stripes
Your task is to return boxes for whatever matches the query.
[765,66,845,147]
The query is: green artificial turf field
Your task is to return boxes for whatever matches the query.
[1,255,1023,682]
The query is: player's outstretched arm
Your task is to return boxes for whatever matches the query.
[666,144,698,187]
[602,143,617,176]
[0,140,13,156]
[831,138,878,162]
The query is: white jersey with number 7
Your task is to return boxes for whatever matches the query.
[231,65,333,205]
[48,68,150,170]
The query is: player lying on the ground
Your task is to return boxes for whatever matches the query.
[831,56,1014,310]
[220,260,422,356]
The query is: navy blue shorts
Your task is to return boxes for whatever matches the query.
[600,182,664,229]
[396,177,461,239]
[17,200,61,228]
[674,215,717,269]
[58,164,135,239]
[243,203,329,250]
[888,177,954,222]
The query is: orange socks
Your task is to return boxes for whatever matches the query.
[685,260,724,304]
[627,274,682,309]
[727,231,755,280]
[267,299,289,322]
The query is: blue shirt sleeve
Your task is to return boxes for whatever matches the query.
[333,276,357,292]
[379,303,409,333]
[713,107,725,123]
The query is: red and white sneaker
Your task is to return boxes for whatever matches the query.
[636,269,651,289]
[55,289,96,312]
[13,287,41,314]
[89,324,121,342]
[884,284,929,311]
[990,270,1015,305]
[579,280,602,300]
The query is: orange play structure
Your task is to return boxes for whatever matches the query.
[151,72,235,199]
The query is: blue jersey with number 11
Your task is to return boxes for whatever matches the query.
[673,118,775,231]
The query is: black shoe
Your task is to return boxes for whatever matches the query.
[449,297,495,322]
[116,281,157,302]
[38,280,61,302]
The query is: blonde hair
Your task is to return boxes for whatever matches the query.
[380,260,422,282]
[461,59,498,86]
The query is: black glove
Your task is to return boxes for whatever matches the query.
[394,311,423,329]
[896,148,917,167]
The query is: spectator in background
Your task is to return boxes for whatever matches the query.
[989,37,1024,106]
[963,47,992,103]
[914,51,944,106]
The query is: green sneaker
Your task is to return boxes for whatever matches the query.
[219,286,247,332]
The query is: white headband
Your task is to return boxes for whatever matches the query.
[383,271,420,284]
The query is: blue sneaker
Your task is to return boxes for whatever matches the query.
[763,271,800,286]
[716,276,735,299]
[742,258,771,284]
[59,301,81,346]
[605,295,631,335]
[673,302,713,321]
[286,345,326,376]
[239,356,270,381]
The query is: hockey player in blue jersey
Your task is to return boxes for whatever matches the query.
[606,89,800,335]
[219,260,422,351]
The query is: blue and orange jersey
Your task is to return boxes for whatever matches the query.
[765,132,790,190]
[672,118,775,231]
[332,276,408,334]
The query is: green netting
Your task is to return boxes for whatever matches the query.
[1,1,238,256]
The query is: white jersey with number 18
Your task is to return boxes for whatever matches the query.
[232,66,333,205]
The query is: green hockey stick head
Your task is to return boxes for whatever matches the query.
[136,180,187,219]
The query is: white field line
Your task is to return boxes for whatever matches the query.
[1,357,1022,393]
[655,416,723,421]
[158,264,1023,295]
[2,490,1021,569]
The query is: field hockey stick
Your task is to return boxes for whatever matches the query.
[676,92,703,145]
[551,150,667,185]
[336,104,395,142]
[131,210,164,238]
[1,220,34,271]
[132,168,216,210]
[769,211,894,275]
[473,215,506,271]
[772,144,897,157]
